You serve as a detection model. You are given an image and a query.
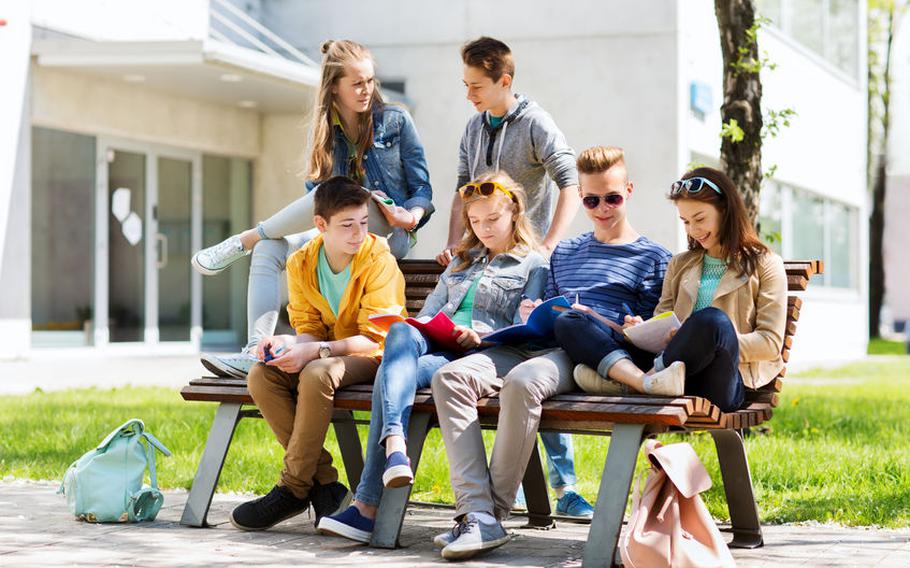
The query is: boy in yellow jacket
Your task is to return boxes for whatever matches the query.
[230,176,406,532]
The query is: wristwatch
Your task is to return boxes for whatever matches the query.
[318,342,332,359]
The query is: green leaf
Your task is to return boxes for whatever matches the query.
[720,119,745,143]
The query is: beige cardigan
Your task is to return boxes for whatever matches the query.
[654,250,787,389]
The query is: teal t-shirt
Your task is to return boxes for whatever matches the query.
[488,114,505,128]
[317,246,352,316]
[451,276,482,328]
[693,254,727,312]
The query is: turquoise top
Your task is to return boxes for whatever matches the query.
[451,275,482,328]
[488,114,505,128]
[693,254,727,312]
[317,246,352,316]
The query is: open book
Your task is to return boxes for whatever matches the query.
[622,311,681,353]
[368,311,464,352]
[482,296,572,345]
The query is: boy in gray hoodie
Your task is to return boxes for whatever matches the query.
[437,36,581,264]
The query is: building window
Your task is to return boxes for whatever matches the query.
[777,184,858,290]
[758,0,860,79]
[759,183,783,254]
[31,127,96,347]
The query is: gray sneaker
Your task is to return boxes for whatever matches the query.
[433,522,462,549]
[192,235,249,275]
[200,352,258,379]
[441,513,511,560]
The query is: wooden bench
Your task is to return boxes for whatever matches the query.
[180,258,822,567]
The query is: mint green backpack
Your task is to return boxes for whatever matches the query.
[59,419,172,523]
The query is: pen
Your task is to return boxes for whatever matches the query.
[575,293,579,305]
[621,302,634,318]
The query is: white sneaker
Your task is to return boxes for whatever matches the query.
[441,513,511,560]
[200,352,258,379]
[643,361,686,397]
[191,234,249,275]
[572,364,627,395]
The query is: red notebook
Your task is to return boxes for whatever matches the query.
[369,311,465,352]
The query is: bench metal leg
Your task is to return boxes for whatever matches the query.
[710,428,764,548]
[582,423,645,568]
[371,412,432,549]
[522,440,554,528]
[180,402,243,527]
[332,409,364,490]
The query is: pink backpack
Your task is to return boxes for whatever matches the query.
[620,439,736,568]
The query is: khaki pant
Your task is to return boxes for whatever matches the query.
[247,356,380,500]
[430,345,575,520]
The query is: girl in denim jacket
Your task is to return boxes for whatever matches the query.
[316,171,547,544]
[192,40,434,379]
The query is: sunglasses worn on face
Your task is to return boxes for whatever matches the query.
[581,193,625,209]
[459,181,515,202]
[670,176,723,196]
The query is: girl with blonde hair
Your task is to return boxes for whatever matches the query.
[193,39,434,378]
[317,171,547,544]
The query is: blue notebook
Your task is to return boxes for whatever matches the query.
[483,296,572,345]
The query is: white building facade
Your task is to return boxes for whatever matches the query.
[0,0,868,365]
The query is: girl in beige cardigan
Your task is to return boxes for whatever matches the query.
[562,167,786,411]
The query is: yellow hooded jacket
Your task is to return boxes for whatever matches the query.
[286,233,407,357]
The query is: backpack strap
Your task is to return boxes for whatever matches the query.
[142,431,172,458]
[96,419,145,451]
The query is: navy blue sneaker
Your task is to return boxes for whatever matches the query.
[381,451,413,488]
[555,490,594,519]
[317,505,374,544]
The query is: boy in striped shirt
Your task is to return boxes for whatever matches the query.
[429,146,672,560]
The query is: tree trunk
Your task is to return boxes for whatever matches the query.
[715,0,763,228]
[869,6,896,339]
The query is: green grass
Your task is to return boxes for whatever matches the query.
[868,337,908,355]
[2,357,910,527]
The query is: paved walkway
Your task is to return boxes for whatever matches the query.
[2,480,908,567]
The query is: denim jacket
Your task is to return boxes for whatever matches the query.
[306,104,435,229]
[418,246,549,334]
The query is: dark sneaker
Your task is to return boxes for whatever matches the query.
[555,490,594,520]
[310,480,350,525]
[192,234,249,275]
[317,505,374,543]
[229,485,309,531]
[200,352,257,379]
[441,513,511,560]
[381,451,413,488]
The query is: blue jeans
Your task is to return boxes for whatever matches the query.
[354,323,459,506]
[657,307,745,412]
[554,308,745,412]
[540,431,575,489]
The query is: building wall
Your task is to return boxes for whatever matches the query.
[884,10,910,325]
[31,66,261,158]
[261,0,684,257]
[0,4,34,358]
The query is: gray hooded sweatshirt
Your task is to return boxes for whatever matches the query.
[456,94,578,238]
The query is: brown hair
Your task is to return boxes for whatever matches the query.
[313,176,371,220]
[461,36,515,82]
[577,145,626,176]
[670,167,769,277]
[306,40,384,182]
[452,171,539,270]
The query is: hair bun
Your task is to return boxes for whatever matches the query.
[321,40,334,54]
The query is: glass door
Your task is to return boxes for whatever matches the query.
[106,149,147,343]
[97,139,202,349]
[156,157,194,342]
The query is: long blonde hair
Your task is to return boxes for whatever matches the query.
[453,171,539,271]
[306,40,384,182]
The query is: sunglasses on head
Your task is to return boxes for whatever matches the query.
[459,181,515,202]
[581,193,625,209]
[670,176,723,196]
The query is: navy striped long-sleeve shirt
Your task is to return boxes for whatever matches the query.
[544,233,672,325]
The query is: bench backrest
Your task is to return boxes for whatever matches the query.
[399,259,825,410]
